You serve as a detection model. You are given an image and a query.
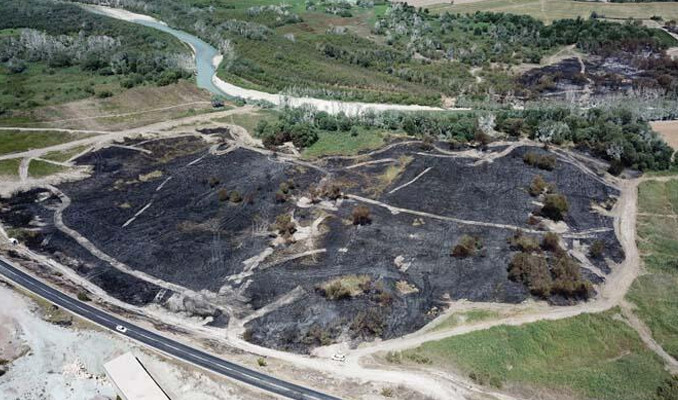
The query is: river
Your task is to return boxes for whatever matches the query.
[84,5,457,116]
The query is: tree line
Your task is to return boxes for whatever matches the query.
[262,105,673,172]
[0,0,193,89]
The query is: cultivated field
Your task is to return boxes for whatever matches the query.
[651,120,678,150]
[427,0,678,23]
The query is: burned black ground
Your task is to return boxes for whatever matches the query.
[0,135,623,353]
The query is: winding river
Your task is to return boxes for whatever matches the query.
[85,5,456,116]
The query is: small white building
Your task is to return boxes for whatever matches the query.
[104,352,171,400]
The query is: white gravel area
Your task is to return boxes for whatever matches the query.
[0,284,269,400]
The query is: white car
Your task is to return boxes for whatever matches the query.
[115,325,128,333]
[331,353,346,362]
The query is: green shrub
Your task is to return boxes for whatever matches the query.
[508,230,540,252]
[541,193,569,221]
[529,175,553,197]
[229,190,242,203]
[541,232,561,252]
[508,252,552,297]
[523,152,556,171]
[452,235,483,257]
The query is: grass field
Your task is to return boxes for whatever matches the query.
[302,128,386,158]
[27,159,69,178]
[0,130,94,156]
[396,310,669,399]
[42,146,92,163]
[215,110,281,136]
[428,0,678,23]
[626,178,678,359]
[0,63,123,111]
[432,309,501,332]
[0,159,20,177]
[0,81,213,130]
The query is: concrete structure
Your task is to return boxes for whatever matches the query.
[104,352,171,400]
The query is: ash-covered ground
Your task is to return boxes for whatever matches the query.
[0,133,623,353]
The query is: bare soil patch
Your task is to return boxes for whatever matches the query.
[651,120,678,150]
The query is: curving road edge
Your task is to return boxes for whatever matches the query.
[0,257,340,400]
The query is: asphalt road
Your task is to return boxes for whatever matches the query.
[0,258,340,400]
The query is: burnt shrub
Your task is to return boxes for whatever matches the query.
[508,230,540,252]
[322,183,343,200]
[508,252,552,297]
[451,235,483,257]
[274,190,288,203]
[541,194,569,221]
[352,205,372,225]
[551,254,593,299]
[217,188,229,202]
[208,176,220,188]
[274,214,296,236]
[541,232,561,252]
[229,190,242,203]
[589,240,605,259]
[350,308,386,338]
[529,175,552,197]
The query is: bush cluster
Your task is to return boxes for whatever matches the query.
[507,231,592,300]
[451,235,483,258]
[523,152,557,171]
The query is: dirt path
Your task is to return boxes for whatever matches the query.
[347,193,612,238]
[18,158,30,182]
[0,107,256,162]
[620,300,678,374]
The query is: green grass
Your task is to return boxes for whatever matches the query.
[41,146,91,163]
[399,310,669,400]
[626,178,678,360]
[433,310,501,332]
[0,130,93,155]
[0,28,20,38]
[429,0,678,23]
[0,159,20,176]
[216,110,281,136]
[0,63,122,111]
[28,159,69,178]
[302,128,386,158]
[628,274,678,359]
